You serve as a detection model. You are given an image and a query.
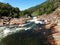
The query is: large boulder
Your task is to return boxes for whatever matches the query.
[48,25,60,45]
[9,18,26,25]
[0,22,3,26]
[0,19,3,26]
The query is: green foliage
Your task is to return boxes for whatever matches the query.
[32,9,42,16]
[0,2,20,18]
[25,0,60,15]
[0,0,60,17]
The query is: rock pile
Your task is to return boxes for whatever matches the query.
[0,17,28,26]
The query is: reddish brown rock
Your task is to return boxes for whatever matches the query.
[48,25,60,45]
[48,35,57,45]
[9,18,26,25]
[0,22,3,26]
[0,19,3,26]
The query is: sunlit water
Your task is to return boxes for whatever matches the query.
[0,21,51,45]
[0,22,36,40]
[0,18,48,45]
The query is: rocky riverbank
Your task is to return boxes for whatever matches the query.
[0,9,60,45]
[0,16,32,26]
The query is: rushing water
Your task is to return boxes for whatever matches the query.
[0,22,36,39]
[0,20,51,45]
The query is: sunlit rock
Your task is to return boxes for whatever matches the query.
[10,18,26,25]
[0,22,3,26]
